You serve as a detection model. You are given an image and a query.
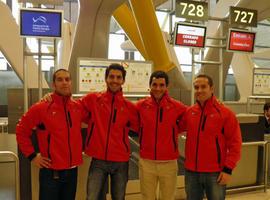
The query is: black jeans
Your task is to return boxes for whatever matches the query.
[39,167,78,200]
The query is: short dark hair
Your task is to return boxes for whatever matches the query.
[264,103,270,111]
[149,70,169,86]
[195,74,213,87]
[53,69,71,83]
[105,63,126,80]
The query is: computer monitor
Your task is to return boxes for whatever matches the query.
[174,22,207,48]
[20,8,63,38]
[227,29,256,53]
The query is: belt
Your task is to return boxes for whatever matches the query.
[42,167,77,180]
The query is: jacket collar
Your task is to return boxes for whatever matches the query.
[196,95,219,110]
[150,91,169,105]
[105,88,124,99]
[51,92,71,104]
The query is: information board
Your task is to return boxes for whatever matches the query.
[20,8,63,38]
[253,68,270,95]
[78,58,152,93]
[227,29,256,53]
[174,22,206,48]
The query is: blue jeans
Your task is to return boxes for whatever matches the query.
[86,158,129,200]
[185,170,226,200]
[39,167,78,200]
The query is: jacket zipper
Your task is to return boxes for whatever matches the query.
[215,136,221,168]
[86,123,95,147]
[139,127,143,148]
[47,134,51,159]
[63,99,72,167]
[113,109,117,123]
[172,127,177,151]
[68,111,73,127]
[201,115,207,131]
[159,108,163,122]
[123,128,128,152]
[154,106,160,160]
[105,95,115,160]
[195,106,205,170]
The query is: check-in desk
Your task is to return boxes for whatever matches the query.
[0,117,8,134]
[0,134,20,200]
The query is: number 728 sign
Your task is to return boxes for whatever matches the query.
[175,0,208,21]
[230,7,257,27]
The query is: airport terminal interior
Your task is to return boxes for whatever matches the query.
[1,0,270,199]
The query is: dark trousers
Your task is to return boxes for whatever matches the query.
[185,170,226,200]
[39,167,78,200]
[86,158,129,200]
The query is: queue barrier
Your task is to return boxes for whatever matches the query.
[0,151,20,200]
[227,141,268,193]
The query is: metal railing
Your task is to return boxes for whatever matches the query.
[227,141,268,193]
[179,137,269,194]
[0,151,20,200]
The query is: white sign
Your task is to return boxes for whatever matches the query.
[78,58,152,93]
[253,68,270,95]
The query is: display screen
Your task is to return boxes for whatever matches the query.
[227,29,256,53]
[174,23,206,48]
[20,9,62,38]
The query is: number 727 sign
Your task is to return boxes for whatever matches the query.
[230,7,257,27]
[175,0,208,21]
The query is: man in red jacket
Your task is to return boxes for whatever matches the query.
[136,71,187,200]
[81,64,139,200]
[181,74,242,200]
[16,69,87,200]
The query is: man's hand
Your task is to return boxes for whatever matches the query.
[32,153,51,168]
[217,172,231,185]
[41,93,53,102]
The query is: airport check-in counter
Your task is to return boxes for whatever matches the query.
[179,113,268,193]
[0,134,20,200]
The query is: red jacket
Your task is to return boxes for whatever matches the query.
[81,90,139,162]
[16,93,86,170]
[136,92,187,160]
[181,96,242,174]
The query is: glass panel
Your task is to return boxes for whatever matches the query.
[174,46,192,65]
[26,38,38,53]
[12,0,19,24]
[134,51,145,61]
[156,11,169,32]
[0,51,7,70]
[108,33,125,60]
[41,56,54,71]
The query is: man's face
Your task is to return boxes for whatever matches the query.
[193,77,213,104]
[105,69,125,93]
[265,109,270,118]
[53,71,72,96]
[150,78,167,101]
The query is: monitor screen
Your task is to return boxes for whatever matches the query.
[20,8,62,38]
[174,23,206,48]
[227,29,256,53]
